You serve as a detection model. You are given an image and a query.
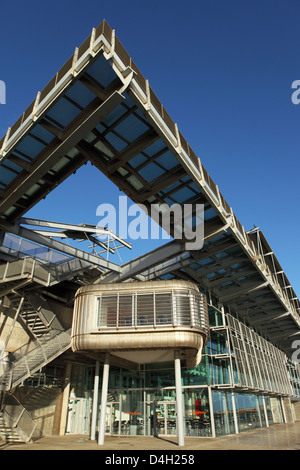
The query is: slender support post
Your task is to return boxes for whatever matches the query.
[98,353,110,446]
[174,350,184,446]
[231,391,239,435]
[91,360,100,441]
[208,386,216,438]
[4,297,24,350]
[262,396,269,427]
[59,362,72,435]
[152,400,158,437]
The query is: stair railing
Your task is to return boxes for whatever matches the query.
[0,329,71,391]
[2,392,37,442]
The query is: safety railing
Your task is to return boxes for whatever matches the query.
[0,329,71,390]
[2,393,36,442]
[0,233,71,265]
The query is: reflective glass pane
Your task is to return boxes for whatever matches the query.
[234,393,262,432]
[119,295,133,327]
[212,390,235,436]
[155,292,172,324]
[184,388,211,437]
[98,295,117,327]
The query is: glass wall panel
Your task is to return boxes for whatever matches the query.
[257,395,267,428]
[108,366,121,389]
[208,306,223,327]
[206,331,227,355]
[212,358,230,385]
[98,295,117,327]
[155,293,172,324]
[234,393,262,432]
[119,295,133,326]
[212,390,235,436]
[182,358,209,386]
[175,290,191,325]
[122,369,144,389]
[120,390,144,435]
[145,363,175,388]
[264,396,274,426]
[137,293,154,325]
[184,388,211,437]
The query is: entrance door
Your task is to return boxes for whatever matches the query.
[156,401,177,436]
[105,402,120,435]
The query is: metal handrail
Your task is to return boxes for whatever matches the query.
[2,392,36,442]
[0,329,71,390]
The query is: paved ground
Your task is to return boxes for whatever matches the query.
[1,421,300,450]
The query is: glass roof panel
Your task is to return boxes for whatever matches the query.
[15,135,46,159]
[128,153,148,168]
[94,140,114,159]
[197,258,213,266]
[214,252,229,259]
[122,92,137,109]
[171,187,196,203]
[161,180,181,194]
[127,174,144,191]
[143,139,166,157]
[204,207,218,220]
[102,105,127,127]
[65,81,96,108]
[96,123,106,133]
[138,162,165,182]
[105,132,127,151]
[2,159,22,173]
[86,54,117,87]
[0,167,17,185]
[46,97,81,127]
[30,125,55,144]
[113,114,149,141]
[155,151,178,170]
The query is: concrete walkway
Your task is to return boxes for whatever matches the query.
[1,421,300,450]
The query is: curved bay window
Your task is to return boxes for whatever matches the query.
[95,288,208,333]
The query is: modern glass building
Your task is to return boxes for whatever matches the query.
[0,20,299,445]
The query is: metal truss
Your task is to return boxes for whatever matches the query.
[0,218,132,273]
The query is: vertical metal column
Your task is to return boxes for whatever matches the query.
[231,391,239,434]
[262,396,269,427]
[98,353,110,446]
[174,350,184,446]
[208,387,216,438]
[91,360,100,441]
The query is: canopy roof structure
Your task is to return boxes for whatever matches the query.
[0,20,299,357]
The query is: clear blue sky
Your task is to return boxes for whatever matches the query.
[0,0,299,295]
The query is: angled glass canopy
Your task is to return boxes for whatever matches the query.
[0,19,298,357]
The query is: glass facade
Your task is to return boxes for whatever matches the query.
[65,304,299,438]
[66,364,286,438]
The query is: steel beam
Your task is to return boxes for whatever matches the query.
[101,240,183,283]
[218,280,269,303]
[0,91,125,215]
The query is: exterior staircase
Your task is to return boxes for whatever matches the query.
[0,329,71,391]
[0,256,95,293]
[0,236,93,443]
[0,411,25,444]
[17,292,64,339]
[0,394,37,444]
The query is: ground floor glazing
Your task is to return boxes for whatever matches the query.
[65,363,287,438]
